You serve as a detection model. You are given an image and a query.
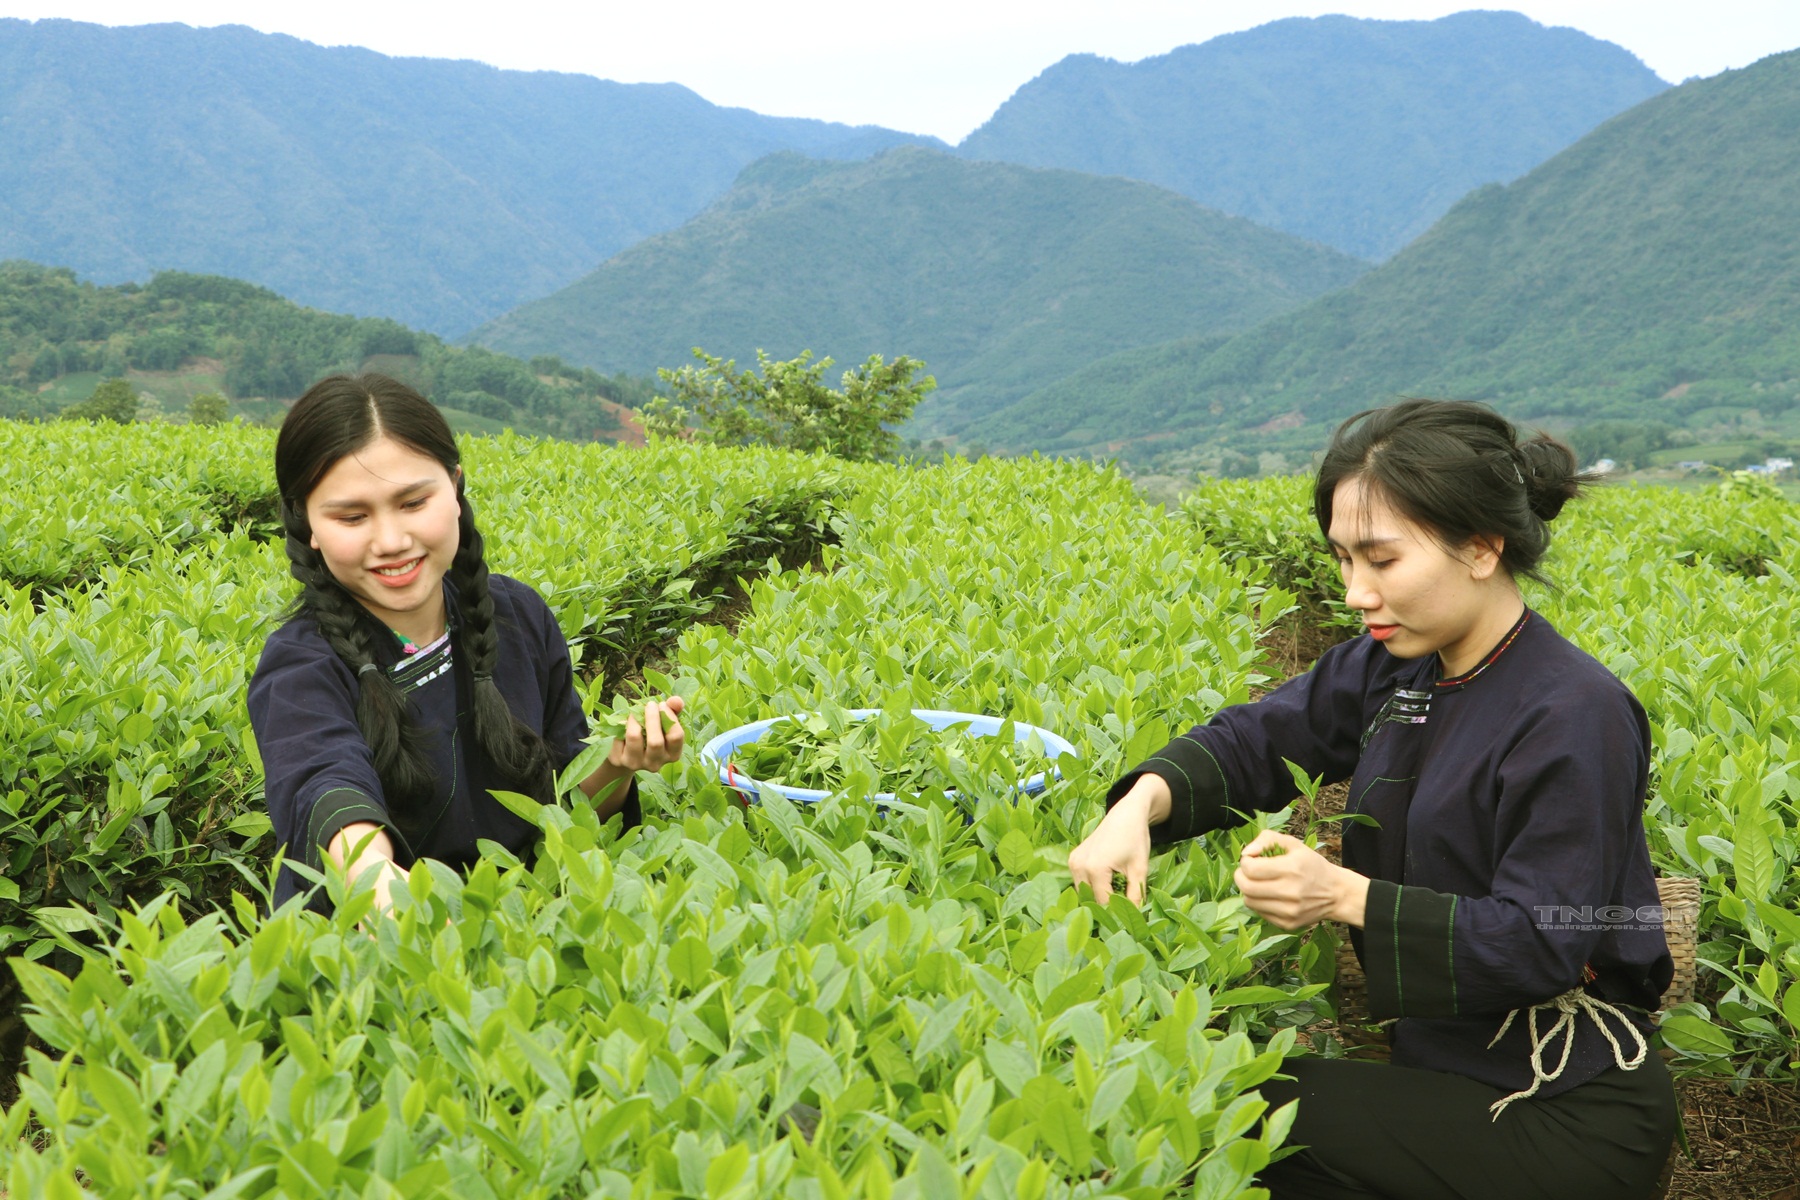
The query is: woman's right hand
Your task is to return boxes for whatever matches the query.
[1068,773,1170,906]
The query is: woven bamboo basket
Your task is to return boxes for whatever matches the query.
[1332,875,1701,1036]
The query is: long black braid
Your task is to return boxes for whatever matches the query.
[276,372,557,818]
[447,489,555,801]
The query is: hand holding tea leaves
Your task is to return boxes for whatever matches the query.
[567,695,687,815]
[602,696,687,771]
[1235,830,1370,931]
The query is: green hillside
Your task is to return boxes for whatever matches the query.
[958,11,1666,261]
[0,261,650,440]
[468,148,1367,427]
[0,19,938,335]
[962,49,1800,468]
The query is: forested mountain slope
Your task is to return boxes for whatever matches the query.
[0,19,938,335]
[470,148,1367,422]
[0,261,647,441]
[959,10,1667,261]
[958,49,1800,465]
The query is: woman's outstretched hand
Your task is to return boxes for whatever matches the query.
[327,821,409,924]
[1234,830,1370,930]
[1068,774,1170,906]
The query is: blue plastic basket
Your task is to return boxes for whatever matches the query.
[701,708,1078,806]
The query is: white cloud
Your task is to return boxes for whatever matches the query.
[5,1,1799,140]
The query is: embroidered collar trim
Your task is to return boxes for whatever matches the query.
[1435,609,1530,692]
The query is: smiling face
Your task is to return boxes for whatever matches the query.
[305,435,462,643]
[1327,475,1523,677]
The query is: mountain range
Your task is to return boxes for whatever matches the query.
[0,13,1664,343]
[7,11,1778,470]
[958,10,1667,261]
[952,48,1800,466]
[469,148,1368,419]
[0,18,937,335]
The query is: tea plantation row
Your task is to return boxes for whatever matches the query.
[0,424,849,953]
[0,422,1794,1197]
[3,425,1309,1198]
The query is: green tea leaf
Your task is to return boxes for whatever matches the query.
[1035,1089,1093,1169]
[996,830,1035,876]
[668,935,714,990]
[1660,1013,1736,1057]
[490,789,547,827]
[1732,809,1776,901]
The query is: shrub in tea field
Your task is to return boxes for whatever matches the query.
[0,426,856,962]
[11,428,1794,1196]
[2,439,1319,1197]
[3,786,1305,1198]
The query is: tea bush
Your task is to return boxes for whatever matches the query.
[3,790,1304,1198]
[670,458,1302,966]
[1534,485,1800,1081]
[459,434,852,672]
[8,425,1796,1195]
[0,422,277,587]
[2,441,1319,1196]
[0,427,856,967]
[0,535,289,957]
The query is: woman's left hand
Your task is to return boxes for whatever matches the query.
[609,696,686,773]
[581,696,687,815]
[1233,830,1370,931]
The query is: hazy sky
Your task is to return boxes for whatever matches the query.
[8,2,1800,141]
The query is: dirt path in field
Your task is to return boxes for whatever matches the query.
[1669,1080,1800,1198]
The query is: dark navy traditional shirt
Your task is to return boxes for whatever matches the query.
[249,574,639,910]
[1110,610,1672,1100]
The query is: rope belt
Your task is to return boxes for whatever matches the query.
[1485,988,1649,1120]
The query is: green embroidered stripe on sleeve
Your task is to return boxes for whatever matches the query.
[1139,753,1198,840]
[1362,882,1459,1020]
[1360,878,1404,1020]
[1391,885,1460,1018]
[1109,734,1232,843]
[1191,739,1230,815]
[1161,736,1231,838]
[305,788,391,871]
[1142,755,1194,795]
[1390,883,1404,1014]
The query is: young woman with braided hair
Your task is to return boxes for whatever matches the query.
[1069,400,1678,1198]
[250,373,683,914]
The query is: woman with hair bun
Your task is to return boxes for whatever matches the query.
[1069,399,1677,1198]
[250,373,684,914]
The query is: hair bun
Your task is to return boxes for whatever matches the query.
[1518,436,1581,522]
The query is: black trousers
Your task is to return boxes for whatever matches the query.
[1256,1054,1678,1200]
